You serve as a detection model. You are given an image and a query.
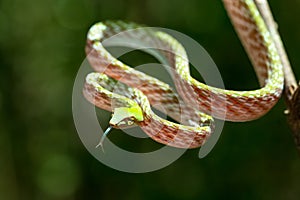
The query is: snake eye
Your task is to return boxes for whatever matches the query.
[127,117,135,126]
[127,120,134,126]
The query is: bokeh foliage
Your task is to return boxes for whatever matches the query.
[0,0,300,199]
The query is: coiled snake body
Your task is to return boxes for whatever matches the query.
[83,0,284,149]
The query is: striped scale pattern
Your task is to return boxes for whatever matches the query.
[83,0,284,148]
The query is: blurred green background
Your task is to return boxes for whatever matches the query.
[1,0,300,199]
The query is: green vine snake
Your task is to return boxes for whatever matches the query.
[83,0,284,149]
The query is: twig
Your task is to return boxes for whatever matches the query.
[254,0,300,155]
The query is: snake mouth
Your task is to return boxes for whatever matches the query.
[109,117,136,129]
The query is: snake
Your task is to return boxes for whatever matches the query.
[83,0,284,149]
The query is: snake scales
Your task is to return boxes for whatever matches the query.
[83,0,284,149]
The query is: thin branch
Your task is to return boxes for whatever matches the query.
[254,0,300,155]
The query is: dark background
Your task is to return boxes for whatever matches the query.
[1,0,300,199]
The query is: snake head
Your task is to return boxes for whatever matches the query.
[110,106,144,128]
[96,106,144,151]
